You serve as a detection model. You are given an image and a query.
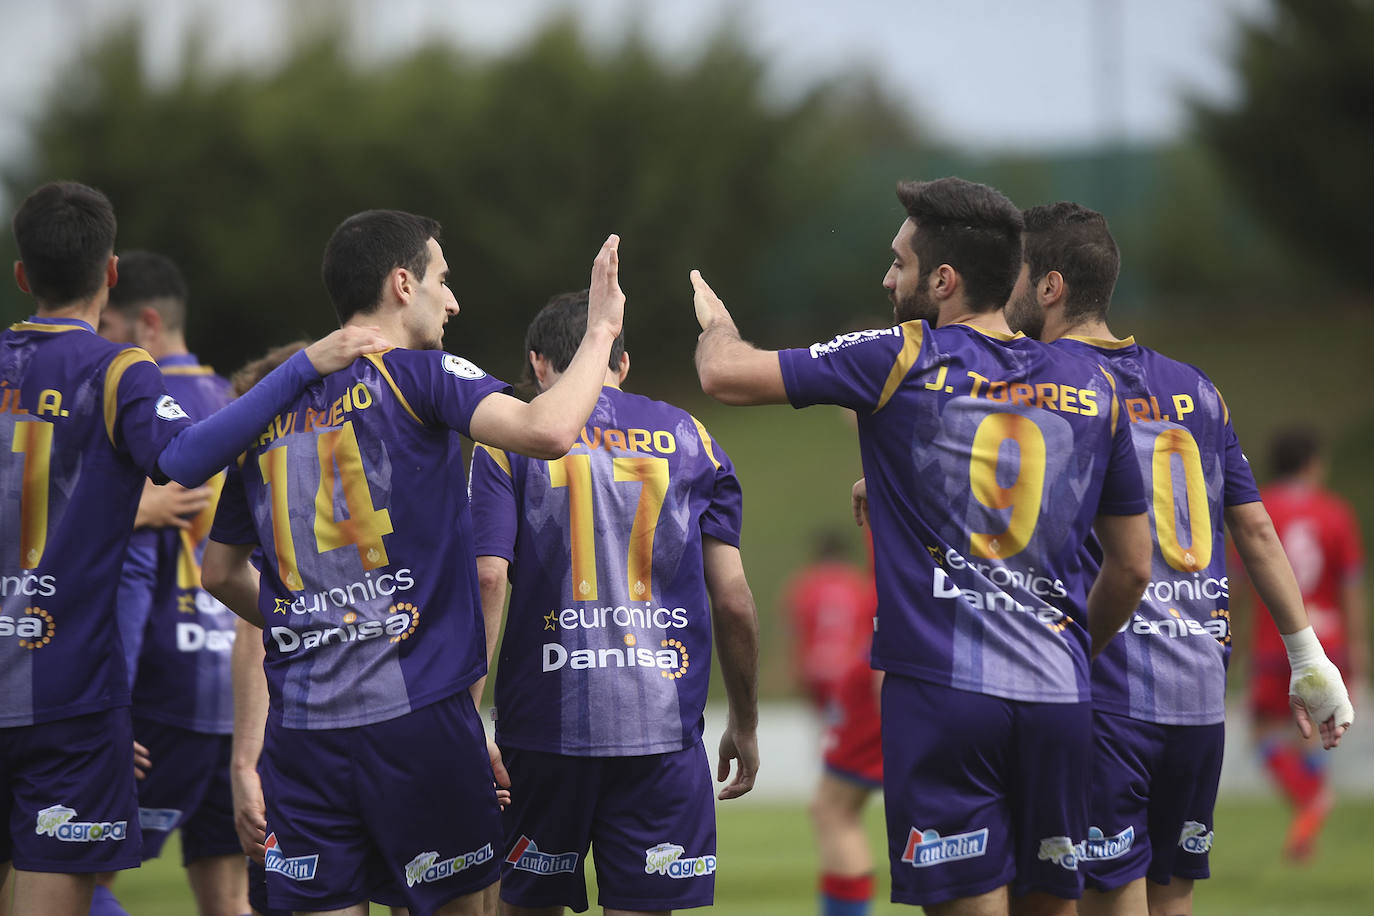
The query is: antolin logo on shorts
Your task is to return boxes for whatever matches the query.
[264,833,319,881]
[1178,821,1214,854]
[1080,826,1135,861]
[34,805,127,843]
[505,835,579,875]
[900,827,989,868]
[404,843,493,886]
[1037,835,1080,870]
[644,842,716,879]
[138,807,182,833]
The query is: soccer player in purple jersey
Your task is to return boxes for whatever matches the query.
[690,176,1153,916]
[0,181,389,916]
[468,290,760,915]
[201,211,626,916]
[1004,202,1354,916]
[90,251,246,916]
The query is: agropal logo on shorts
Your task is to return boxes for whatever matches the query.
[1178,821,1214,854]
[404,843,493,886]
[442,354,487,380]
[1037,835,1079,870]
[34,805,127,843]
[264,833,319,881]
[900,827,989,868]
[505,835,579,876]
[644,842,716,879]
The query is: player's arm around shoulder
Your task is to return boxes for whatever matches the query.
[690,270,788,406]
[704,536,760,799]
[1087,511,1152,657]
[203,540,264,629]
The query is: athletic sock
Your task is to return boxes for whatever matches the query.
[821,872,873,916]
[1260,740,1322,808]
[89,884,131,916]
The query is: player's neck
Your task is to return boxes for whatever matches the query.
[35,295,103,329]
[941,305,1011,336]
[1056,317,1119,344]
[147,334,190,362]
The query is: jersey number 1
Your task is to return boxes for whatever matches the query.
[259,421,393,591]
[550,453,669,602]
[10,421,53,569]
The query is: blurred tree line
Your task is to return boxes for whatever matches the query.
[2,1,1370,393]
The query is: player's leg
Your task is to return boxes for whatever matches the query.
[497,747,597,915]
[1005,700,1092,916]
[0,862,11,916]
[810,773,876,914]
[881,675,1017,913]
[1079,711,1160,916]
[357,695,502,916]
[1144,877,1192,916]
[292,904,368,915]
[432,881,499,915]
[1137,722,1223,916]
[590,743,715,915]
[177,732,250,916]
[6,710,142,916]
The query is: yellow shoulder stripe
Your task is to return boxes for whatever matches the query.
[161,365,216,376]
[874,322,925,413]
[1097,365,1120,434]
[1218,390,1230,426]
[103,348,157,445]
[363,352,422,426]
[10,321,88,335]
[690,415,721,470]
[475,442,512,477]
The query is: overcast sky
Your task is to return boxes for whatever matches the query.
[0,0,1271,171]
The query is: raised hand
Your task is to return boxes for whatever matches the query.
[690,270,732,332]
[588,234,625,340]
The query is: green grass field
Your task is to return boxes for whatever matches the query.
[107,797,1374,915]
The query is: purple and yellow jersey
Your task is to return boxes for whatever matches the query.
[1,317,193,726]
[779,322,1145,704]
[1056,336,1260,725]
[209,349,508,730]
[128,353,236,733]
[469,386,743,756]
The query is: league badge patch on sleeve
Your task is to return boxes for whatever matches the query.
[442,355,487,380]
[155,394,190,421]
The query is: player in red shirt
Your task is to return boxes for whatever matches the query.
[1248,426,1367,860]
[782,529,881,916]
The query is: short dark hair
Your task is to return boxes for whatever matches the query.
[523,289,625,387]
[1022,202,1120,323]
[1270,426,1321,479]
[895,177,1023,312]
[231,340,310,396]
[12,181,117,305]
[106,250,189,332]
[321,210,440,324]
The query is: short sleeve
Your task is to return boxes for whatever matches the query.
[108,351,193,480]
[209,461,259,546]
[1218,388,1261,507]
[379,350,510,436]
[469,444,519,561]
[692,418,743,548]
[777,324,922,412]
[1096,415,1148,516]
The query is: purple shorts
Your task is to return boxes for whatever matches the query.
[881,675,1089,907]
[248,857,406,916]
[0,708,143,872]
[259,691,502,914]
[498,741,716,913]
[132,717,239,865]
[1082,710,1224,890]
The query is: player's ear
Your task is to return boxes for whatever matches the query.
[388,267,411,304]
[617,350,630,385]
[1042,270,1065,306]
[105,253,118,289]
[529,350,550,390]
[932,264,958,299]
[14,261,30,294]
